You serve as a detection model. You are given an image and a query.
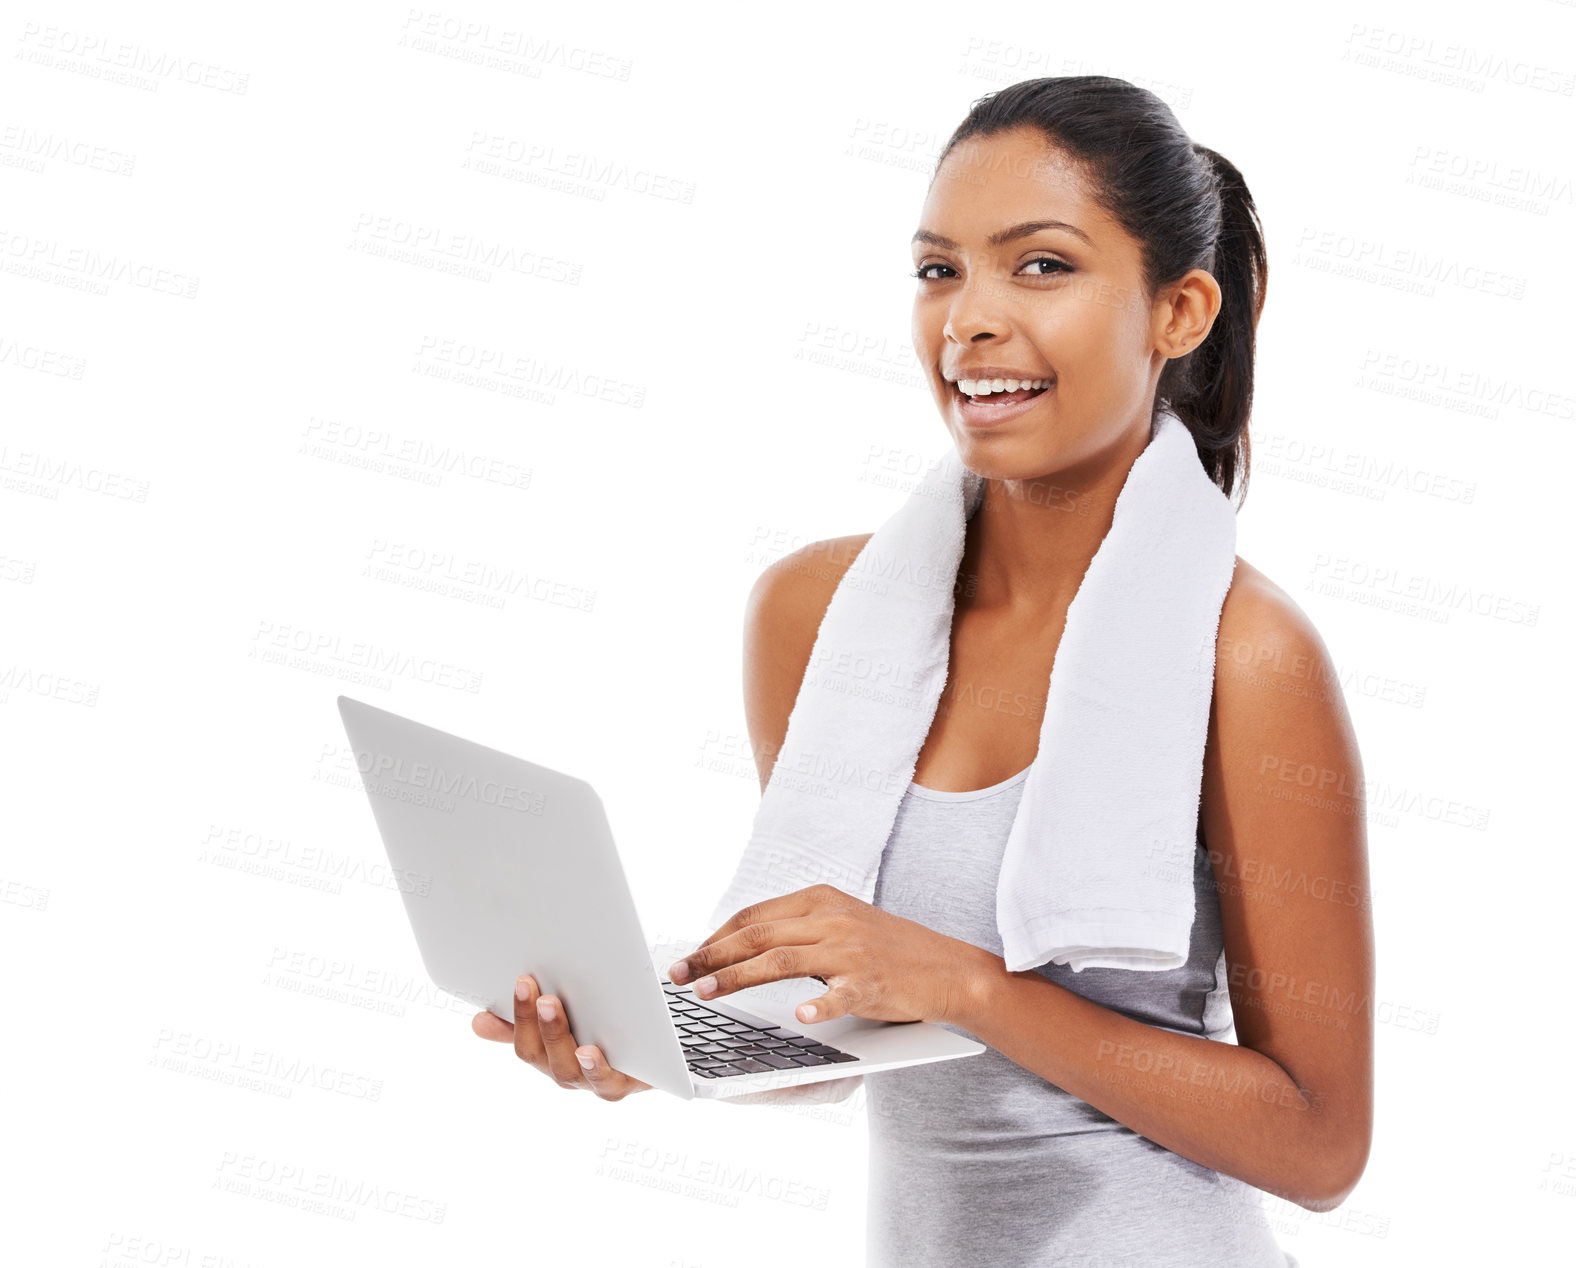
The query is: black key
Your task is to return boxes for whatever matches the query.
[785,1037,822,1049]
[708,1063,749,1077]
[805,1044,842,1056]
[728,1057,773,1074]
[689,1066,719,1078]
[746,1052,802,1069]
[787,1052,829,1065]
[823,1052,860,1063]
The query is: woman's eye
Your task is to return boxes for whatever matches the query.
[909,258,1070,282]
[1021,257,1071,276]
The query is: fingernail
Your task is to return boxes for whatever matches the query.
[798,1003,818,1022]
[536,997,555,1021]
[669,961,689,983]
[694,976,716,997]
[576,1049,595,1070]
[516,975,531,1001]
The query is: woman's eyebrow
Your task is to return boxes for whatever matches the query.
[911,219,1094,250]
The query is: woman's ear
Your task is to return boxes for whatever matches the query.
[1154,268,1222,361]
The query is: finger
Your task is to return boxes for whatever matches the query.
[533,991,592,1088]
[473,1010,514,1042]
[512,975,548,1067]
[573,1045,655,1100]
[795,987,846,1024]
[690,938,825,1001]
[668,916,823,994]
[675,886,829,970]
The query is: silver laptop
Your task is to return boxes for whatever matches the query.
[335,695,984,1099]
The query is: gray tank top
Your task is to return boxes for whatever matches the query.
[865,767,1299,1268]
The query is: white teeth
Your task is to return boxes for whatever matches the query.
[956,377,1050,396]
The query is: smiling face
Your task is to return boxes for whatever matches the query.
[912,125,1212,482]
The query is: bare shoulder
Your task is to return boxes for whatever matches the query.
[1212,554,1366,781]
[741,533,874,791]
[1219,555,1313,642]
[1215,556,1345,716]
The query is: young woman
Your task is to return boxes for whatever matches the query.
[477,76,1372,1268]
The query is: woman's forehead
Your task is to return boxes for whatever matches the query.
[920,139,1112,248]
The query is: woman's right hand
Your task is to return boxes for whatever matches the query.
[471,973,653,1101]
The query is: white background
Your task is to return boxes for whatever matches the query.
[3,1,1572,1264]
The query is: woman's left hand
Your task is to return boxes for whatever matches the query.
[666,884,991,1027]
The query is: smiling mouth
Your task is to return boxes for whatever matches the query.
[952,381,1053,406]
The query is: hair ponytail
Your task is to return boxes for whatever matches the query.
[1162,144,1268,508]
[934,78,1269,508]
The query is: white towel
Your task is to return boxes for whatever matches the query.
[708,406,1238,974]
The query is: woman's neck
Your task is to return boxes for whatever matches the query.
[959,430,1149,617]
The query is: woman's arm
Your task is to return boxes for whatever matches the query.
[948,568,1374,1212]
[740,533,876,792]
[713,541,879,1111]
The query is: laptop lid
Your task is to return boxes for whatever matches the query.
[335,694,697,1098]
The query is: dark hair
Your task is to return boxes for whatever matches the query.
[934,76,1267,508]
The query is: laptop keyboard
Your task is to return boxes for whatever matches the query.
[661,980,860,1079]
